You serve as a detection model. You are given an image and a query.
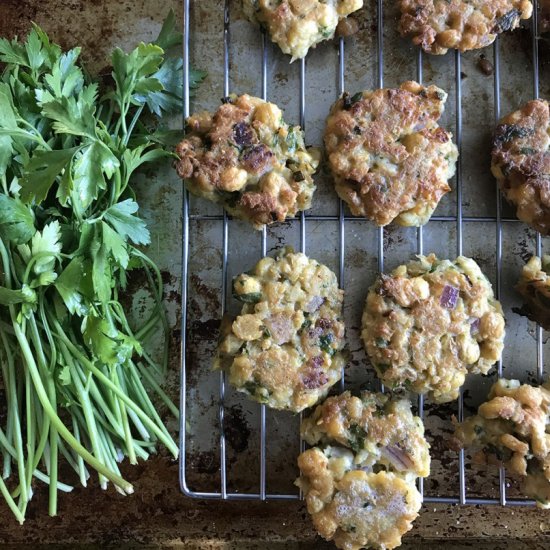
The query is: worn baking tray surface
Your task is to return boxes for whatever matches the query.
[181,0,550,505]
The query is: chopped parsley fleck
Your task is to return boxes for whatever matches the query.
[494,124,534,144]
[375,337,388,348]
[234,292,262,304]
[319,25,333,38]
[319,333,335,355]
[285,128,298,153]
[243,381,269,403]
[348,424,368,453]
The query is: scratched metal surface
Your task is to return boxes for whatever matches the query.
[1,0,550,546]
[183,0,550,505]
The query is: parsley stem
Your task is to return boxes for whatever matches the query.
[17,119,52,150]
[134,361,178,419]
[124,105,144,145]
[132,250,169,373]
[27,313,60,515]
[58,340,108,488]
[0,474,25,525]
[51,319,178,457]
[24,365,36,504]
[0,336,14,480]
[22,251,62,285]
[55,439,80,477]
[71,417,89,487]
[0,326,28,507]
[32,470,73,493]
[11,317,134,493]
[114,366,137,465]
[104,101,115,131]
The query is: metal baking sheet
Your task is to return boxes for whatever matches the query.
[180,0,550,505]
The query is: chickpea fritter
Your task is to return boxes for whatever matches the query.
[297,391,429,550]
[301,391,430,478]
[324,81,458,227]
[214,249,345,412]
[399,1,533,55]
[452,378,550,508]
[362,254,505,403]
[175,94,319,229]
[491,99,550,235]
[516,256,550,329]
[243,0,363,61]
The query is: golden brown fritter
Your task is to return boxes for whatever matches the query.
[296,390,429,550]
[491,99,550,235]
[243,0,363,61]
[362,254,505,403]
[452,378,550,508]
[298,459,422,550]
[175,94,319,229]
[324,81,458,227]
[516,255,550,329]
[399,0,533,55]
[301,391,430,478]
[214,248,345,412]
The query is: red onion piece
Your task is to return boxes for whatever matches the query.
[233,122,254,146]
[307,326,323,339]
[264,313,293,344]
[470,318,480,335]
[302,370,328,389]
[440,284,459,309]
[305,295,324,313]
[309,355,324,369]
[316,317,332,329]
[381,445,415,471]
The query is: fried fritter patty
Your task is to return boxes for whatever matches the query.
[243,0,363,61]
[297,459,422,550]
[452,378,550,508]
[297,390,428,550]
[214,248,345,412]
[301,391,431,478]
[324,81,458,227]
[491,99,550,235]
[399,0,533,55]
[362,254,505,403]
[175,94,319,229]
[516,255,550,329]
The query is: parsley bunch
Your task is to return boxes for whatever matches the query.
[0,13,202,522]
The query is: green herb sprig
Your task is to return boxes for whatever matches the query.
[0,12,204,522]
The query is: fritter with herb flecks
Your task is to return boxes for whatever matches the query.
[296,390,429,549]
[175,94,319,229]
[324,81,457,227]
[491,99,550,235]
[214,248,345,412]
[243,0,363,61]
[362,254,505,403]
[452,378,550,508]
[399,0,532,55]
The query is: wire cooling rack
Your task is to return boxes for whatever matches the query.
[179,0,545,506]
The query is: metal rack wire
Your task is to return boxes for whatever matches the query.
[180,0,544,506]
